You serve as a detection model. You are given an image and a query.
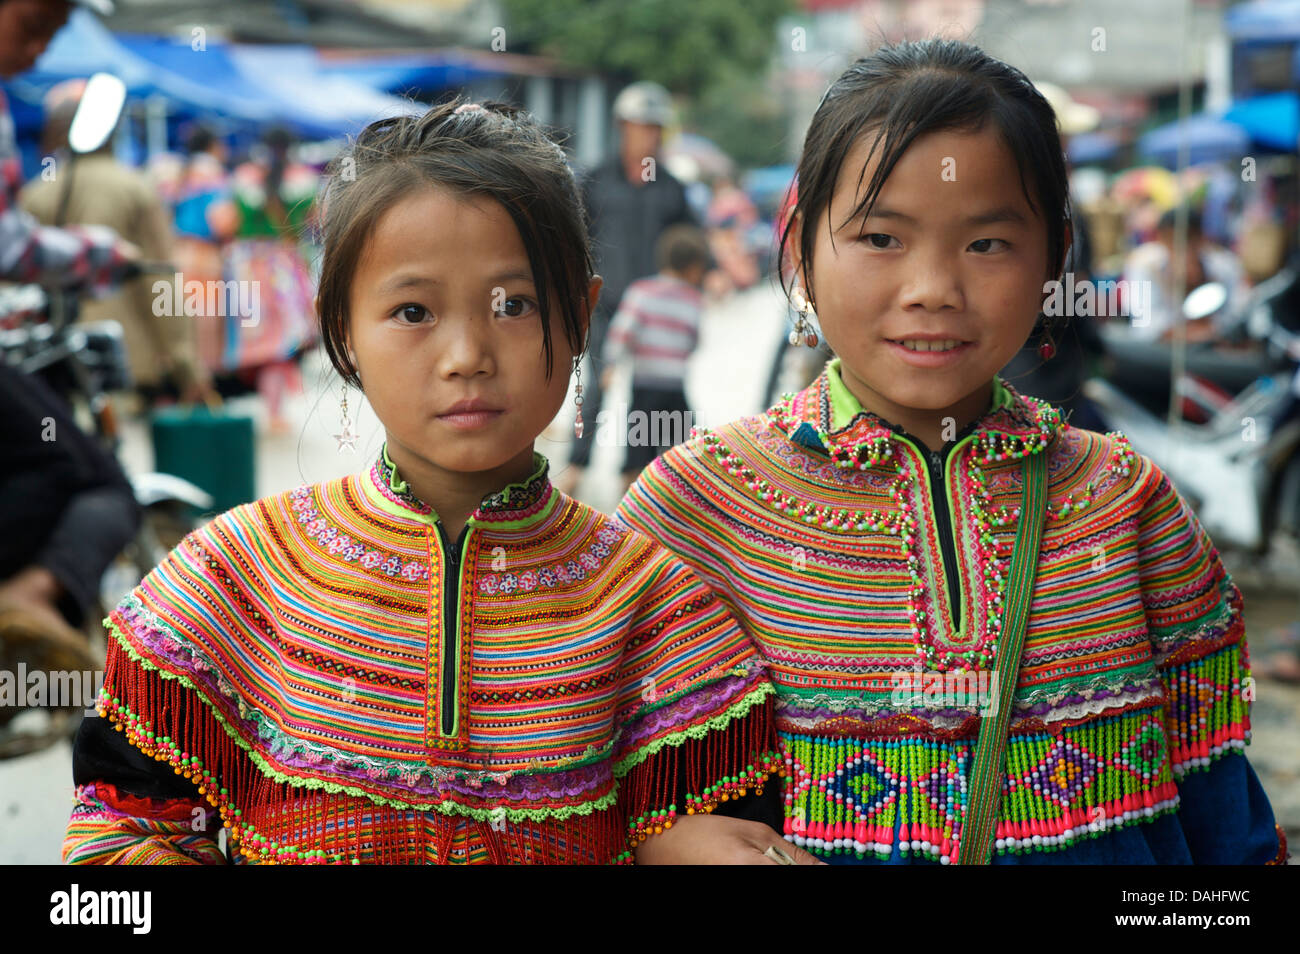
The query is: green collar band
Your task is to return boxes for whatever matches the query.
[367,442,555,528]
[825,356,1012,434]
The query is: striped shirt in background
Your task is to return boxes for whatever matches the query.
[602,273,702,388]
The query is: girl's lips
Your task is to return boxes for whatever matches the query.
[437,410,504,430]
[884,338,975,368]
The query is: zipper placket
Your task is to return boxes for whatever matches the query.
[896,434,976,634]
[432,521,473,739]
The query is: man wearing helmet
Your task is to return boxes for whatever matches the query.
[560,80,698,496]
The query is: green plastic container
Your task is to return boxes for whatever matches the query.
[150,405,256,516]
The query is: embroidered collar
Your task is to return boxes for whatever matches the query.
[365,442,556,527]
[767,358,1064,469]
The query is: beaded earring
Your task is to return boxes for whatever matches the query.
[573,357,585,439]
[789,286,819,348]
[335,381,358,452]
[1038,321,1057,361]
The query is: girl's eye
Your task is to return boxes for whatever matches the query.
[969,238,1009,253]
[862,233,899,250]
[393,303,432,324]
[496,297,536,319]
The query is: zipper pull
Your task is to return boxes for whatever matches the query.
[929,449,944,479]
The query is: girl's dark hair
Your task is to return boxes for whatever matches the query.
[316,96,594,388]
[779,38,1072,308]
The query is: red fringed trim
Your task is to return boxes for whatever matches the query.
[98,641,780,864]
[612,697,782,863]
[84,782,206,823]
[1266,824,1289,866]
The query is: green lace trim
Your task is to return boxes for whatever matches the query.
[104,611,773,822]
[612,681,775,778]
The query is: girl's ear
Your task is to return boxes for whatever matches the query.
[583,274,603,348]
[1057,221,1075,279]
[787,211,812,292]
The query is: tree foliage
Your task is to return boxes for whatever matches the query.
[500,0,792,94]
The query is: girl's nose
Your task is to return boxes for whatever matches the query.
[435,317,495,378]
[901,251,965,312]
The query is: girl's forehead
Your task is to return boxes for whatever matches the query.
[832,126,1037,220]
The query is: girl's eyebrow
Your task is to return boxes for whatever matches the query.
[378,274,438,292]
[487,269,535,284]
[376,268,533,293]
[863,206,1028,226]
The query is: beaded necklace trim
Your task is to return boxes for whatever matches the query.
[370,443,553,524]
[689,364,1136,671]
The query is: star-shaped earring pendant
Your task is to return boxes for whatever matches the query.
[335,424,358,452]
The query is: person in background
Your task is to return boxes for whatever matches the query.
[705,174,759,292]
[224,126,319,436]
[559,81,696,496]
[1122,207,1247,343]
[602,224,711,495]
[0,0,141,722]
[21,80,216,409]
[163,123,239,382]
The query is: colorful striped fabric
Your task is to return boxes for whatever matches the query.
[616,357,1286,864]
[64,445,779,864]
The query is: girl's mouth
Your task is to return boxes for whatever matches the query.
[437,410,504,430]
[884,338,974,366]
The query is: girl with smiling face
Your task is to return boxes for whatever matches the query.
[619,40,1287,865]
[65,100,809,866]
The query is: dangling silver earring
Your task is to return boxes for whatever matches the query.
[335,381,358,452]
[572,357,585,439]
[790,286,819,348]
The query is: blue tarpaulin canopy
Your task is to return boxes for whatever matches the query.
[227,46,423,135]
[1225,0,1300,41]
[12,9,422,141]
[317,50,509,94]
[18,10,276,120]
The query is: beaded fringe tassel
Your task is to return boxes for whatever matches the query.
[96,636,779,865]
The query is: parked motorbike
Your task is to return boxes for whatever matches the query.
[0,73,211,759]
[1085,279,1300,554]
[0,278,214,591]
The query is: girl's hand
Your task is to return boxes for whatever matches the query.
[633,813,825,865]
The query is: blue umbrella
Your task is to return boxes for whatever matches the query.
[1224,91,1299,151]
[1137,114,1250,167]
[1067,131,1120,165]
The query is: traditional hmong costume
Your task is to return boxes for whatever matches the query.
[64,446,778,864]
[616,357,1288,865]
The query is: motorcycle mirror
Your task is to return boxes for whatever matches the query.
[1182,282,1227,321]
[67,73,127,155]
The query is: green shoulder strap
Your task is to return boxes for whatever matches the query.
[957,449,1049,865]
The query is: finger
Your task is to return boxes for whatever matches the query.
[784,842,826,865]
